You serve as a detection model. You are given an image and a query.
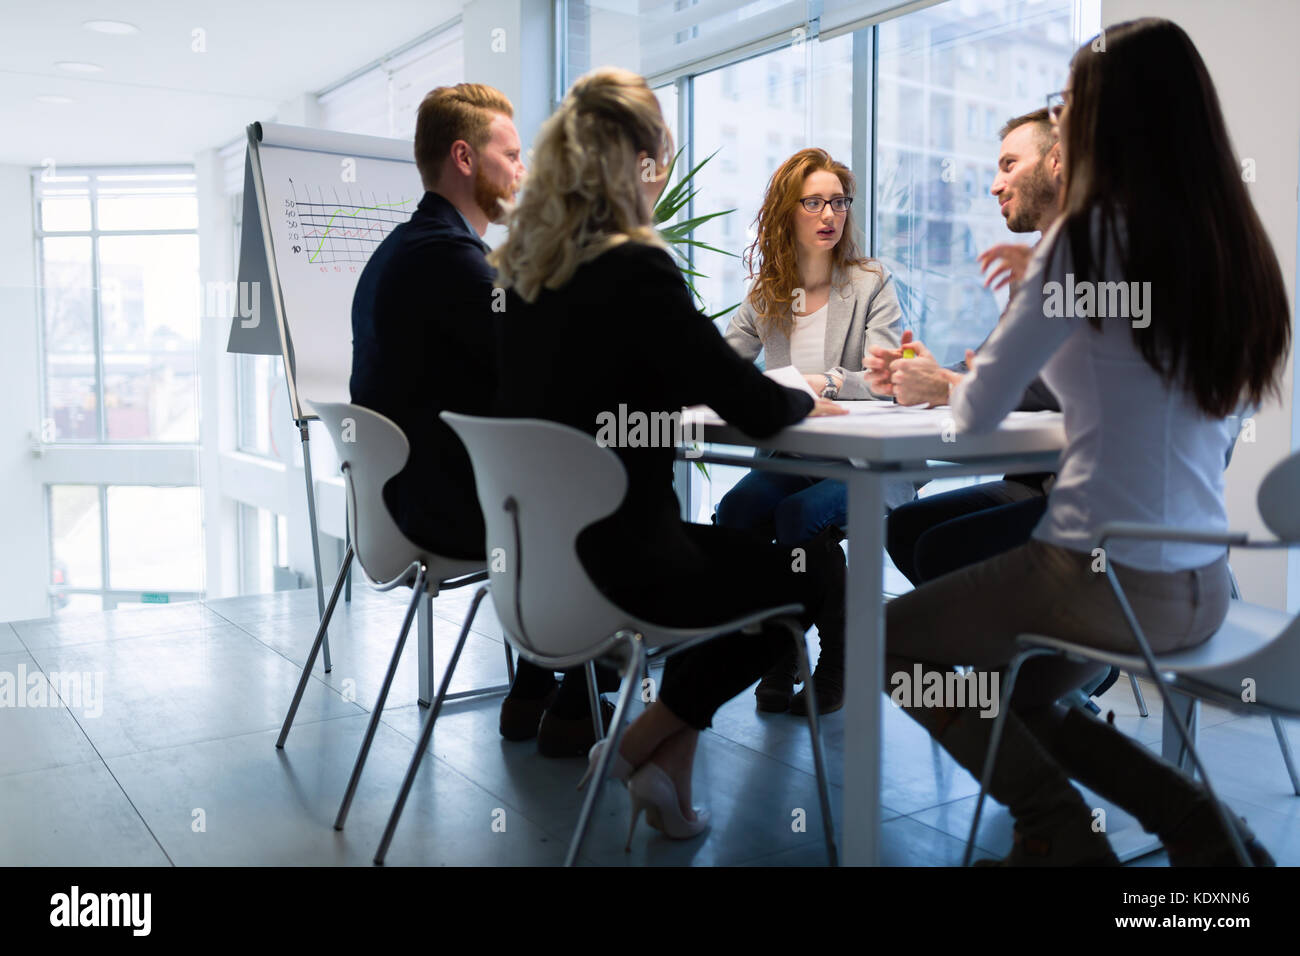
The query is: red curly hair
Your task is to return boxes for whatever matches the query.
[743,148,879,339]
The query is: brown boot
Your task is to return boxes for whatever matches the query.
[921,702,1118,866]
[1043,706,1274,866]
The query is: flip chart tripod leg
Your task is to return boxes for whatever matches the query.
[300,421,332,673]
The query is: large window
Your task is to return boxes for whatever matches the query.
[48,484,203,611]
[560,0,1095,528]
[34,168,200,443]
[875,0,1077,366]
[690,32,854,331]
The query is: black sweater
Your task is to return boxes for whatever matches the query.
[350,192,496,558]
[494,239,814,590]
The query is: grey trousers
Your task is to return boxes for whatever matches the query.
[884,537,1231,710]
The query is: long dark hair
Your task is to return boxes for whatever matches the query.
[1050,17,1290,417]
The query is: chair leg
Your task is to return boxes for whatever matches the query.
[565,635,643,867]
[961,649,1051,867]
[374,585,489,864]
[1272,716,1300,796]
[334,566,427,831]
[504,639,515,685]
[1129,672,1149,718]
[788,619,837,866]
[585,660,604,742]
[276,546,352,750]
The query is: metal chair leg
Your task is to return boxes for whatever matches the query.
[585,660,604,742]
[1129,672,1149,717]
[334,565,427,831]
[962,649,1052,866]
[374,585,489,864]
[276,546,353,749]
[565,635,643,866]
[788,619,837,866]
[1272,716,1300,796]
[1174,698,1200,774]
[504,640,515,685]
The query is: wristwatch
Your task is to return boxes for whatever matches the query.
[821,373,839,400]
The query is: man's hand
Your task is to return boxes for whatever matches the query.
[977,243,1034,291]
[865,330,919,396]
[891,357,959,407]
[807,397,848,417]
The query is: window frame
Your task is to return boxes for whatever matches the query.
[46,482,204,611]
[32,163,200,446]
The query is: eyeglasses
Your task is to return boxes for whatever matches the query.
[1046,90,1070,122]
[799,196,852,214]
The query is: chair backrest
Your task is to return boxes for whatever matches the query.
[310,400,421,586]
[441,412,631,660]
[1258,449,1300,542]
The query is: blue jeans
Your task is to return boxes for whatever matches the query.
[716,463,847,546]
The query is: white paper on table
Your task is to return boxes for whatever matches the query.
[763,364,821,398]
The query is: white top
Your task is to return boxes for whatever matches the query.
[951,216,1235,572]
[788,301,828,373]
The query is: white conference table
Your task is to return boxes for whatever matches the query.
[680,399,1066,867]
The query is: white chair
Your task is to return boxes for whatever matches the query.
[275,401,514,831]
[372,412,839,866]
[963,450,1300,866]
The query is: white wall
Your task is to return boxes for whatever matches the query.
[0,165,50,622]
[1102,0,1300,612]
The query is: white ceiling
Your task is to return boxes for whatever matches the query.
[0,0,463,166]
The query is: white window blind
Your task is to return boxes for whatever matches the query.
[637,0,806,80]
[819,0,945,38]
[317,22,465,140]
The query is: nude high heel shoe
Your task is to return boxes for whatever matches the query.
[624,763,711,850]
[576,738,633,791]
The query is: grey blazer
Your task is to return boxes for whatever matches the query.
[723,261,904,399]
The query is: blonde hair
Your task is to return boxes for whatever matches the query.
[414,84,514,189]
[490,67,674,302]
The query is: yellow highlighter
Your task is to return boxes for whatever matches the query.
[902,348,915,359]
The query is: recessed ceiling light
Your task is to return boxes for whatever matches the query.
[35,95,75,104]
[56,61,104,73]
[83,19,139,35]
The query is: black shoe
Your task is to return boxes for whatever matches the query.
[789,529,846,717]
[754,650,799,713]
[537,698,616,758]
[789,667,844,716]
[499,685,558,742]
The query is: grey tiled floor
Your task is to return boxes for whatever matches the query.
[2,589,1297,866]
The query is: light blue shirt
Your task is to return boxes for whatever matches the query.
[953,214,1235,572]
